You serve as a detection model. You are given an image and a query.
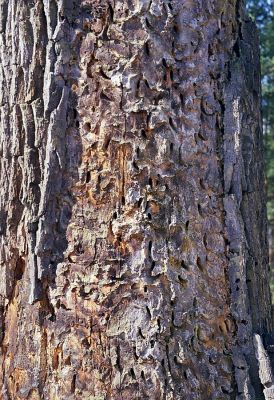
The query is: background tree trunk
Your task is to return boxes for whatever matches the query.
[0,0,272,399]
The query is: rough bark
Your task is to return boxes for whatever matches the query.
[254,334,274,400]
[0,0,272,399]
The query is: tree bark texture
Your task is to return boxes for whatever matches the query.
[0,0,272,399]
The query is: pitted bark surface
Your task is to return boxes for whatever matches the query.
[0,0,271,399]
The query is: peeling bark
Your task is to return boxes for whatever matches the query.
[0,0,272,399]
[254,334,274,400]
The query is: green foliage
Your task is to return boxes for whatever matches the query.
[247,0,272,27]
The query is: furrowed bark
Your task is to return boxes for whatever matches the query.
[0,0,271,399]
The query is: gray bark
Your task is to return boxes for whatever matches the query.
[254,334,274,400]
[0,0,272,399]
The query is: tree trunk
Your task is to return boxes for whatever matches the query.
[0,0,272,399]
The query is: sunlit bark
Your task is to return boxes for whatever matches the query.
[0,0,271,399]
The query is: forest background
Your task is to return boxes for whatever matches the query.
[246,0,274,297]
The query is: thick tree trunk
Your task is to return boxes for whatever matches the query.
[0,0,272,399]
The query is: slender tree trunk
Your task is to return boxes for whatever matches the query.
[0,0,272,399]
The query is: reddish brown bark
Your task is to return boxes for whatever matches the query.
[0,1,271,399]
